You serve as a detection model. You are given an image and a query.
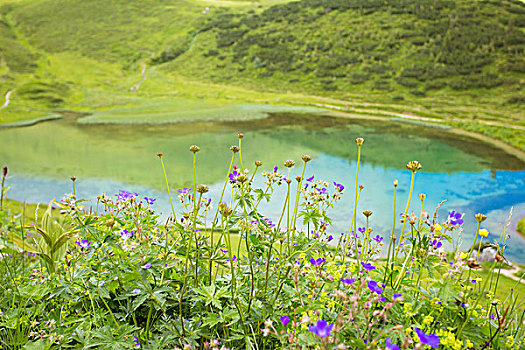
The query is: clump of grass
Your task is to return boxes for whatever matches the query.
[0,136,523,349]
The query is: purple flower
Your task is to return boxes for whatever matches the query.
[327,235,333,242]
[306,175,314,182]
[144,197,156,205]
[361,262,376,271]
[315,187,328,195]
[228,255,240,262]
[448,211,464,226]
[220,249,228,253]
[120,229,133,239]
[308,319,334,337]
[133,288,141,294]
[386,338,400,350]
[340,278,355,285]
[263,218,276,228]
[379,296,386,302]
[177,187,191,195]
[310,258,326,267]
[414,328,440,348]
[333,182,344,191]
[141,263,152,269]
[133,336,140,348]
[358,227,366,234]
[273,166,278,172]
[75,239,92,249]
[229,170,240,182]
[393,293,403,300]
[367,280,383,295]
[431,239,442,249]
[373,235,383,243]
[280,316,290,326]
[115,190,138,201]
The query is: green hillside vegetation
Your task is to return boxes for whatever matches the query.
[0,0,524,149]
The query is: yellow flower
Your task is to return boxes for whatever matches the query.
[460,252,468,260]
[479,229,489,237]
[434,224,442,232]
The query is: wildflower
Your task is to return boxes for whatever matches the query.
[418,193,426,201]
[431,239,442,249]
[196,184,209,193]
[75,239,92,249]
[284,160,295,168]
[308,319,334,337]
[340,278,355,285]
[361,262,376,271]
[479,229,489,237]
[386,338,400,350]
[362,210,373,217]
[406,160,422,172]
[393,293,402,300]
[219,249,228,253]
[230,145,239,153]
[228,255,240,262]
[116,190,138,201]
[177,187,191,195]
[302,154,312,163]
[133,336,141,348]
[255,160,263,167]
[189,145,200,153]
[306,175,314,181]
[448,211,464,226]
[273,166,278,172]
[373,235,383,243]
[144,197,156,205]
[133,288,141,294]
[367,280,383,295]
[475,213,487,223]
[237,133,244,139]
[156,152,163,157]
[355,137,364,146]
[141,263,152,269]
[280,316,290,326]
[358,227,366,234]
[327,235,333,242]
[333,182,344,191]
[310,258,326,267]
[120,229,133,240]
[414,328,440,348]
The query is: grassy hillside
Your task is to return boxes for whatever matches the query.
[0,0,524,149]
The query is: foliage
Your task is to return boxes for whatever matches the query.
[0,137,523,349]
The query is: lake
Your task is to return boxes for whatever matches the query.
[2,112,525,263]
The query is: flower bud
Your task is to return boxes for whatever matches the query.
[2,166,7,177]
[284,160,295,168]
[255,160,263,167]
[475,213,487,223]
[355,137,364,146]
[237,175,248,183]
[237,133,244,139]
[362,210,373,217]
[406,160,422,172]
[301,154,312,163]
[70,176,77,182]
[156,152,163,157]
[196,184,209,193]
[295,176,302,182]
[189,145,200,153]
[286,179,292,184]
[418,193,426,201]
[393,179,398,187]
[230,146,239,153]
[359,184,364,190]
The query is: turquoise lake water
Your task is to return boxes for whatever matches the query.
[2,113,524,262]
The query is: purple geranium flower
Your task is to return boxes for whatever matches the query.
[361,262,376,271]
[340,278,355,285]
[229,171,240,182]
[367,280,383,295]
[333,182,344,191]
[280,316,290,326]
[141,263,152,269]
[228,255,240,262]
[263,218,276,228]
[144,197,156,205]
[358,227,366,234]
[308,319,334,337]
[132,288,141,294]
[448,211,464,226]
[75,239,92,249]
[315,187,328,195]
[327,235,333,242]
[393,293,403,300]
[306,175,314,182]
[373,235,383,243]
[310,258,326,267]
[219,249,228,253]
[431,239,442,249]
[115,190,138,201]
[177,187,191,195]
[414,328,440,348]
[273,166,278,172]
[120,229,133,240]
[386,338,400,350]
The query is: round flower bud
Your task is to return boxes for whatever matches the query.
[355,137,364,146]
[196,184,209,193]
[255,160,263,167]
[301,154,312,163]
[230,145,240,153]
[406,160,422,172]
[156,152,163,158]
[475,213,487,223]
[237,133,244,139]
[284,160,295,168]
[189,145,200,153]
